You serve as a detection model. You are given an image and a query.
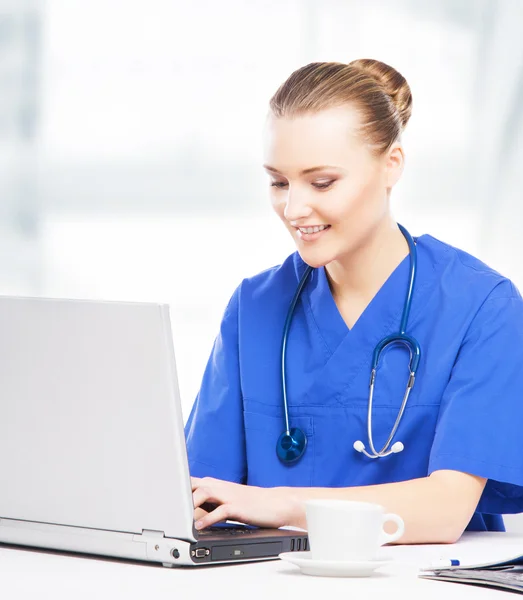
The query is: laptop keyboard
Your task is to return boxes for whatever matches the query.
[197,525,257,536]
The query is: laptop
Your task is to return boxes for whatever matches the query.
[0,295,307,567]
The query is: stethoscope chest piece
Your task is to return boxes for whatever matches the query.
[276,427,307,464]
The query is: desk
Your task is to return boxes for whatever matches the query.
[1,532,522,599]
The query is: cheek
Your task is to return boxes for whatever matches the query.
[323,185,362,221]
[270,194,285,217]
[333,179,381,221]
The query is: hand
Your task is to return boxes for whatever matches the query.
[191,476,300,530]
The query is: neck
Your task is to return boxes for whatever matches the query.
[325,218,410,305]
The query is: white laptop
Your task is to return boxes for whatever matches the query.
[0,296,307,567]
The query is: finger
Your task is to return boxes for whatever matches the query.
[191,476,201,491]
[195,504,231,530]
[192,486,220,510]
[193,507,209,521]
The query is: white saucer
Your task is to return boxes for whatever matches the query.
[279,551,392,577]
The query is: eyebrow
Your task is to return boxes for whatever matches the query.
[262,164,342,175]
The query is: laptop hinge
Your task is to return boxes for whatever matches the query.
[139,529,165,539]
[134,529,182,565]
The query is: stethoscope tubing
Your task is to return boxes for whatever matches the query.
[277,224,421,463]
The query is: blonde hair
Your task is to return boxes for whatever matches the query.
[268,59,413,156]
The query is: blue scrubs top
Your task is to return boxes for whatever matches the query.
[184,233,523,531]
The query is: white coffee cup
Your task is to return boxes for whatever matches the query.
[304,499,404,562]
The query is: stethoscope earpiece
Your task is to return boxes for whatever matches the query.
[390,441,404,453]
[353,439,405,459]
[353,440,365,453]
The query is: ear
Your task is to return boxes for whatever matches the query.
[384,142,405,188]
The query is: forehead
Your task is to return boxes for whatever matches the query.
[263,106,367,172]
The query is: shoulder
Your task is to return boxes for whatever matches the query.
[221,252,307,320]
[417,233,521,304]
[236,251,308,305]
[214,253,305,336]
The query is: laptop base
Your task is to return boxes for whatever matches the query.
[0,516,307,567]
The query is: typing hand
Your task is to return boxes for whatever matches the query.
[191,476,300,530]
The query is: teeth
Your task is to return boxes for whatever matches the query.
[299,225,329,234]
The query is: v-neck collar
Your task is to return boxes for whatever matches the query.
[304,241,414,357]
[294,234,450,405]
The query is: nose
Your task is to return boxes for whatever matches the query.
[283,191,313,223]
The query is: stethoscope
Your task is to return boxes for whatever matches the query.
[276,224,421,464]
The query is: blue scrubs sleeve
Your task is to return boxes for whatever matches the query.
[184,285,246,483]
[428,282,523,514]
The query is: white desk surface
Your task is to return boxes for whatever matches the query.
[1,532,523,599]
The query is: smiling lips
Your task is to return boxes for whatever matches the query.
[295,224,332,241]
[298,224,330,234]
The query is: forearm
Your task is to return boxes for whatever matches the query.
[283,472,481,544]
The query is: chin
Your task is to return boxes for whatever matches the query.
[296,248,333,270]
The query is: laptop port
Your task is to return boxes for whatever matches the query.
[297,538,301,551]
[191,548,210,558]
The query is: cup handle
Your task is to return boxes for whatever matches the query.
[379,513,405,545]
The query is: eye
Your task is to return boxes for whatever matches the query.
[270,180,335,189]
[313,181,335,189]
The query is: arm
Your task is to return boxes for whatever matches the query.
[184,284,246,483]
[283,469,487,543]
[191,469,486,544]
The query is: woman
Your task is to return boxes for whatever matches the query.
[184,59,523,544]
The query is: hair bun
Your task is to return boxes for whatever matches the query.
[348,58,412,130]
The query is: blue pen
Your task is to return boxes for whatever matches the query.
[428,559,461,568]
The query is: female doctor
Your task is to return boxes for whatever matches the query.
[184,59,523,544]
